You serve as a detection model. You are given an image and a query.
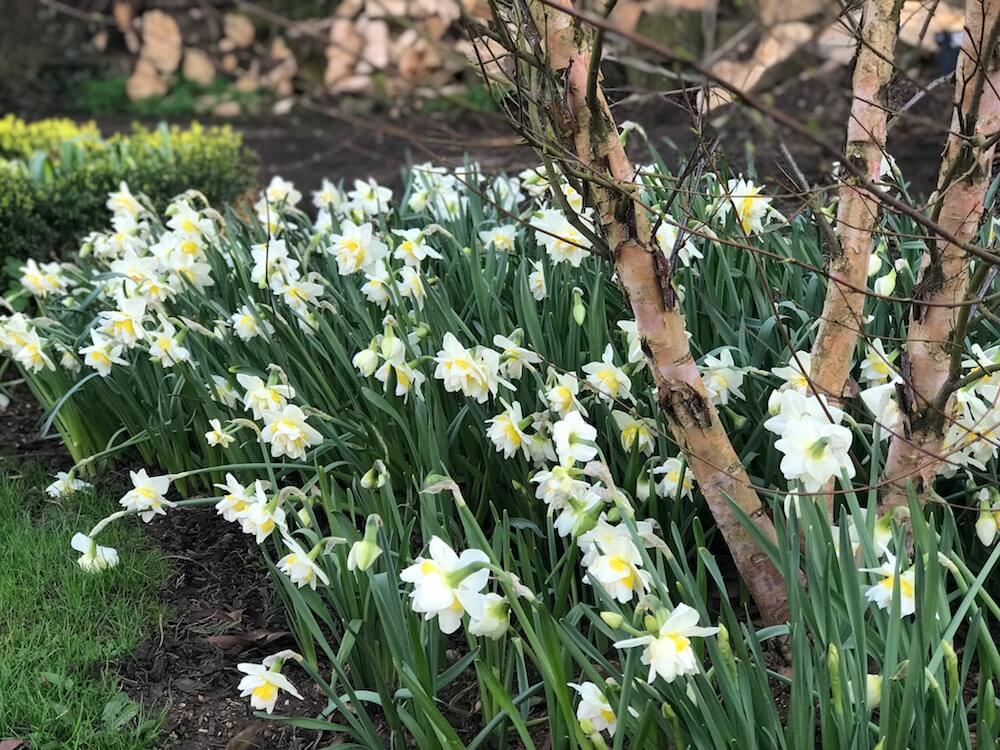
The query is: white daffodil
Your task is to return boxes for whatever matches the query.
[655,217,702,266]
[250,239,299,289]
[582,345,632,402]
[373,333,426,401]
[545,370,586,417]
[79,330,127,377]
[433,333,507,403]
[214,474,255,522]
[585,535,650,603]
[864,554,916,617]
[329,219,388,275]
[107,181,143,218]
[653,457,695,500]
[533,208,592,267]
[486,401,532,459]
[360,261,392,308]
[264,176,302,208]
[119,469,175,523]
[701,349,744,405]
[860,382,903,440]
[492,332,541,380]
[205,418,235,448]
[353,346,379,376]
[531,464,591,507]
[239,481,287,543]
[860,338,897,384]
[570,681,618,737]
[312,178,344,211]
[236,373,295,420]
[392,228,442,267]
[612,411,655,455]
[261,405,323,460]
[71,532,119,572]
[716,177,776,235]
[552,488,605,538]
[46,472,92,498]
[479,225,516,252]
[147,319,191,367]
[397,266,426,308]
[20,259,69,298]
[975,488,1000,546]
[528,260,547,301]
[400,536,489,634]
[13,332,55,373]
[99,298,147,346]
[774,414,855,493]
[616,320,645,369]
[553,411,598,465]
[230,305,274,342]
[237,657,303,714]
[468,592,511,640]
[277,536,330,590]
[772,352,813,394]
[873,270,897,297]
[347,178,392,216]
[614,603,719,683]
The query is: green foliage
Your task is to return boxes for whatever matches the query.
[0,118,256,263]
[0,465,167,749]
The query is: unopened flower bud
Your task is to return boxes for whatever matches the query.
[600,611,624,629]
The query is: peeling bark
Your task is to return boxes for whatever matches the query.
[881,0,1000,508]
[810,0,902,406]
[524,0,789,624]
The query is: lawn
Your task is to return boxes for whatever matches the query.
[0,466,167,750]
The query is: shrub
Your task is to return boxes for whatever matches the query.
[0,118,255,263]
[5,157,1000,747]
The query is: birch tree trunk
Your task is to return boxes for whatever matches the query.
[881,0,1000,508]
[810,0,902,406]
[517,0,790,625]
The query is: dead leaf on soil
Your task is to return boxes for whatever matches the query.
[206,629,290,651]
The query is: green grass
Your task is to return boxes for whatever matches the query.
[0,466,168,749]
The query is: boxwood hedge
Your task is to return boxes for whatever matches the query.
[0,117,256,262]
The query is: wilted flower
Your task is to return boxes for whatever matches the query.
[46,472,92,498]
[71,532,119,572]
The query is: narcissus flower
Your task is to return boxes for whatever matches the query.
[616,320,646,369]
[613,603,719,683]
[528,260,547,301]
[46,472,92,498]
[553,411,598,465]
[701,349,744,405]
[236,373,294,420]
[975,488,1000,546]
[400,536,489,634]
[864,554,916,617]
[486,401,532,459]
[205,418,235,448]
[570,681,618,737]
[277,536,330,590]
[715,177,776,235]
[392,228,442,266]
[261,405,323,460]
[585,535,651,603]
[80,331,127,377]
[239,481,287,542]
[468,592,511,639]
[250,239,299,289]
[533,208,592,267]
[264,176,302,208]
[873,270,897,297]
[71,532,119,572]
[860,339,897,384]
[771,352,813,394]
[237,652,303,714]
[479,225,516,252]
[99,298,147,346]
[214,474,254,522]
[147,318,191,367]
[612,411,655,455]
[583,345,632,403]
[433,333,507,403]
[545,370,586,417]
[328,219,388,275]
[120,469,175,523]
[654,216,702,266]
[493,332,541,379]
[230,305,274,341]
[653,457,694,500]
